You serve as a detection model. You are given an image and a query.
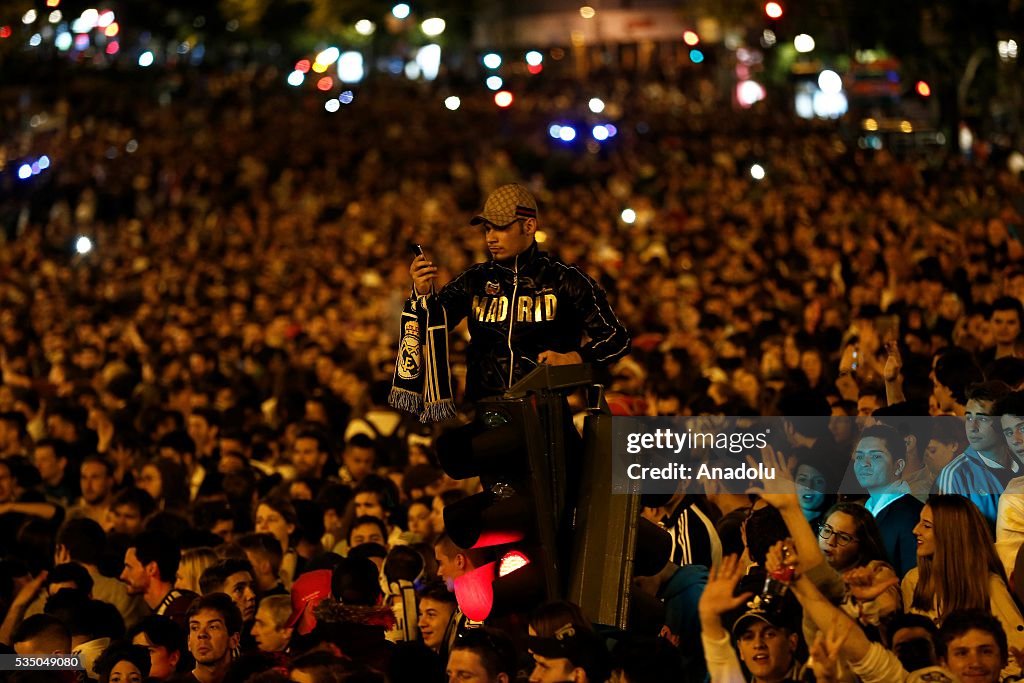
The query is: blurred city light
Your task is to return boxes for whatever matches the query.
[312,61,328,73]
[316,47,340,65]
[49,11,62,23]
[762,29,776,47]
[494,91,514,107]
[421,18,445,36]
[138,51,154,67]
[0,27,11,39]
[38,156,50,169]
[900,120,913,133]
[23,10,37,24]
[324,99,340,112]
[104,22,118,37]
[338,52,364,83]
[750,164,766,180]
[794,34,815,53]
[558,126,577,142]
[55,31,71,50]
[486,76,503,90]
[46,0,60,6]
[689,49,704,63]
[736,80,766,108]
[579,6,596,19]
[29,34,42,47]
[592,125,609,141]
[527,63,543,75]
[316,76,333,91]
[416,44,441,81]
[355,20,376,36]
[998,40,1019,62]
[483,53,501,69]
[295,59,310,73]
[75,236,93,255]
[588,97,605,113]
[683,31,699,46]
[605,124,617,137]
[392,4,411,19]
[765,2,783,18]
[444,96,461,110]
[105,41,118,54]
[525,51,543,66]
[18,164,32,180]
[74,34,89,50]
[817,70,842,95]
[97,10,114,27]
[916,80,931,97]
[287,70,305,86]
[548,124,562,139]
[339,91,354,104]
[621,208,636,224]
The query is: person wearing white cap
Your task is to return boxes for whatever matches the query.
[408,183,630,402]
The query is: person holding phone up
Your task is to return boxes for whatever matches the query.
[408,184,630,402]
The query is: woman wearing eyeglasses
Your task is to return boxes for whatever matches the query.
[904,494,1024,677]
[816,502,888,573]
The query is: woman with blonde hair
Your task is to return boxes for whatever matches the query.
[175,546,218,594]
[905,494,1024,673]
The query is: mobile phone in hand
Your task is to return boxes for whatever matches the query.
[409,243,425,258]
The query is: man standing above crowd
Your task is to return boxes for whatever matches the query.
[409,184,630,401]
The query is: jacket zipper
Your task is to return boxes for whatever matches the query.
[507,253,519,389]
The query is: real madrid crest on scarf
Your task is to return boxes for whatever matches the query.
[389,292,457,423]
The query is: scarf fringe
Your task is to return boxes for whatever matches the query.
[388,387,423,415]
[421,399,457,423]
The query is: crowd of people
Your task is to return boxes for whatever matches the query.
[0,53,1023,682]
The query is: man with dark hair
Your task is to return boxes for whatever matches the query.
[0,411,27,458]
[11,614,71,655]
[887,612,941,673]
[937,609,1008,683]
[349,515,389,550]
[120,531,197,628]
[53,517,148,628]
[198,559,257,623]
[409,183,630,402]
[187,407,220,460]
[937,381,1015,527]
[237,532,287,597]
[69,455,115,525]
[447,627,518,683]
[339,434,376,486]
[185,592,243,683]
[31,438,73,504]
[128,614,187,680]
[417,580,458,656]
[979,296,1024,365]
[291,428,333,480]
[108,487,157,536]
[853,423,924,577]
[995,391,1024,576]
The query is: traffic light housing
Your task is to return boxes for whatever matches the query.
[437,395,562,621]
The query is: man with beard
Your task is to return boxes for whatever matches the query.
[68,455,115,525]
[120,531,197,628]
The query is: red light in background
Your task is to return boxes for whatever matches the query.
[498,550,530,577]
[453,562,498,622]
[765,2,783,18]
[105,41,118,54]
[683,30,699,46]
[916,80,931,97]
[316,76,333,91]
[527,63,543,75]
[0,26,11,39]
[474,530,526,549]
[296,59,311,73]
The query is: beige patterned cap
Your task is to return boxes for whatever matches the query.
[469,184,538,226]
